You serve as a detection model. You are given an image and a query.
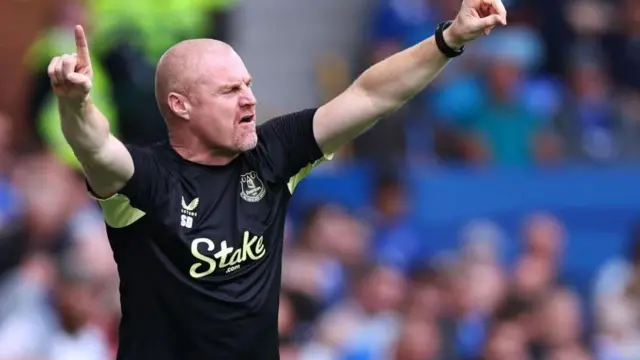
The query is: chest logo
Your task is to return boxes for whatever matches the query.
[181,196,199,229]
[189,231,267,278]
[240,171,266,202]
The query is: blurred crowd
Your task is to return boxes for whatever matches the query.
[356,0,640,166]
[1,0,640,359]
[278,175,640,360]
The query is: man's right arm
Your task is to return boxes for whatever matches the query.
[58,98,133,199]
[49,25,133,199]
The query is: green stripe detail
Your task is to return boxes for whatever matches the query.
[287,153,333,194]
[94,194,146,228]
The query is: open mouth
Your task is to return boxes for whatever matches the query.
[240,115,255,124]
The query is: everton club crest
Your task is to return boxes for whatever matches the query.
[240,171,266,202]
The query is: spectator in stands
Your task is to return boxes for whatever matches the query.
[391,318,442,360]
[533,288,589,359]
[283,204,368,308]
[481,310,530,360]
[564,0,613,69]
[462,46,559,165]
[0,152,116,348]
[489,294,538,359]
[459,219,506,260]
[11,152,97,254]
[366,0,487,161]
[593,221,640,360]
[0,251,110,359]
[403,266,444,325]
[368,172,423,274]
[279,291,299,360]
[513,213,565,300]
[522,213,565,265]
[513,255,556,301]
[554,55,639,163]
[603,0,640,94]
[0,252,51,330]
[459,236,507,317]
[437,255,506,360]
[301,264,407,359]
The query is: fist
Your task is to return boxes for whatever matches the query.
[447,0,508,47]
[48,25,93,101]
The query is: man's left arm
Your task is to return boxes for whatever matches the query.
[313,0,507,154]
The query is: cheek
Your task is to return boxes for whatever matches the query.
[214,101,239,130]
[197,106,234,133]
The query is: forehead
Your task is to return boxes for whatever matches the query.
[198,51,251,86]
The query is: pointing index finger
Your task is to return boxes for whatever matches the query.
[75,25,91,65]
[493,0,507,25]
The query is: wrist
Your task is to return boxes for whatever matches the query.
[58,95,91,110]
[442,23,465,50]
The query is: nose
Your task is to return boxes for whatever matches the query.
[240,87,257,107]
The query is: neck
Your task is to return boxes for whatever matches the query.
[170,134,238,166]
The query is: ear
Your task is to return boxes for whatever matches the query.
[168,92,191,120]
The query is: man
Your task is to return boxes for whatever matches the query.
[0,251,110,359]
[47,0,506,358]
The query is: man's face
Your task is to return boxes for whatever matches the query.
[55,280,96,330]
[186,51,258,154]
[484,321,527,359]
[540,291,582,347]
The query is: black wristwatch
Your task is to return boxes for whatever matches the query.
[435,21,464,58]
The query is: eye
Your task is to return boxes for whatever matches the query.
[225,86,241,94]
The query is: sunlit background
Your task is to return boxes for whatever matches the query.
[1,0,640,359]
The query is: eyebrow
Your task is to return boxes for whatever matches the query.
[219,77,253,92]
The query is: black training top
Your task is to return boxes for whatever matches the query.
[91,109,327,360]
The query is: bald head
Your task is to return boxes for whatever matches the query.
[155,39,235,120]
[153,38,257,159]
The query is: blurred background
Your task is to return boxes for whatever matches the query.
[2,0,640,359]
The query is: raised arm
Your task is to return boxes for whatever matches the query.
[48,25,133,198]
[313,0,507,154]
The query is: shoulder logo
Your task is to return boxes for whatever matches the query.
[240,171,266,203]
[181,196,199,229]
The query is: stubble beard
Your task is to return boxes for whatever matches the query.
[235,130,258,152]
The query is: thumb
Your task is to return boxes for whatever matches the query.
[66,73,92,92]
[477,14,504,29]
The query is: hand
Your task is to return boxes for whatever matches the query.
[445,0,508,48]
[47,25,93,102]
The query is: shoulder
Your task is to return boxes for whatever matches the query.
[256,109,318,135]
[247,108,319,162]
[126,141,170,160]
[125,141,183,176]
